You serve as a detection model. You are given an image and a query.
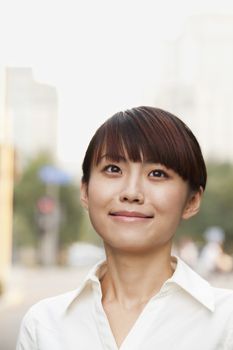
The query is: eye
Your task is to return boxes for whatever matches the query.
[148,169,168,178]
[103,164,122,174]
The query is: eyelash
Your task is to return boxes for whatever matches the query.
[102,164,169,178]
[148,170,168,178]
[103,164,121,174]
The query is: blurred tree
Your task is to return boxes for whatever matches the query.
[13,152,84,253]
[177,162,233,252]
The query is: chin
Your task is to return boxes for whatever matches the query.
[104,238,154,254]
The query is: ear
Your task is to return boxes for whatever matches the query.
[80,181,89,210]
[182,187,203,220]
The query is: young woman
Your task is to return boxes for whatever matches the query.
[17,107,233,349]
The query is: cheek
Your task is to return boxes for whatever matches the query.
[150,186,188,214]
[88,178,120,205]
[88,185,111,208]
[87,180,115,220]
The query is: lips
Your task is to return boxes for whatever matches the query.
[109,211,154,218]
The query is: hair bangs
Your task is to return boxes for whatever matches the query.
[93,114,144,165]
[82,106,207,190]
[93,112,189,180]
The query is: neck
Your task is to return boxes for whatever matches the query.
[100,244,175,309]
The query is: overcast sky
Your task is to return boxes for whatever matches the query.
[1,0,233,175]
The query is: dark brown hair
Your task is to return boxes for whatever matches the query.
[82,106,207,191]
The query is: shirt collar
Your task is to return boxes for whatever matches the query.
[166,255,215,312]
[65,259,106,314]
[65,255,215,314]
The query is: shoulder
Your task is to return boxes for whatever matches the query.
[212,285,233,307]
[212,287,233,349]
[22,289,79,326]
[212,286,233,345]
[18,288,80,340]
[16,290,78,349]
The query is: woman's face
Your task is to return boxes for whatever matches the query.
[81,155,202,253]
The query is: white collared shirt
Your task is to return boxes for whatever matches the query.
[16,256,233,350]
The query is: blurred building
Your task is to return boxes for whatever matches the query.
[156,14,233,162]
[0,67,59,281]
[6,67,58,167]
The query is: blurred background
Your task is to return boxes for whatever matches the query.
[1,0,233,349]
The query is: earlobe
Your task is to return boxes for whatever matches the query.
[182,187,203,220]
[80,182,89,210]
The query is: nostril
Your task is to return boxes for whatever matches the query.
[120,191,144,203]
[122,196,143,203]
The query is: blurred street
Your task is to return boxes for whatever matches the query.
[1,265,233,350]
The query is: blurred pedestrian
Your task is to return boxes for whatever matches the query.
[198,226,233,276]
[177,236,199,269]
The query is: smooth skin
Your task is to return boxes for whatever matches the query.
[80,156,202,347]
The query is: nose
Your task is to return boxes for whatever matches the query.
[119,178,144,204]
